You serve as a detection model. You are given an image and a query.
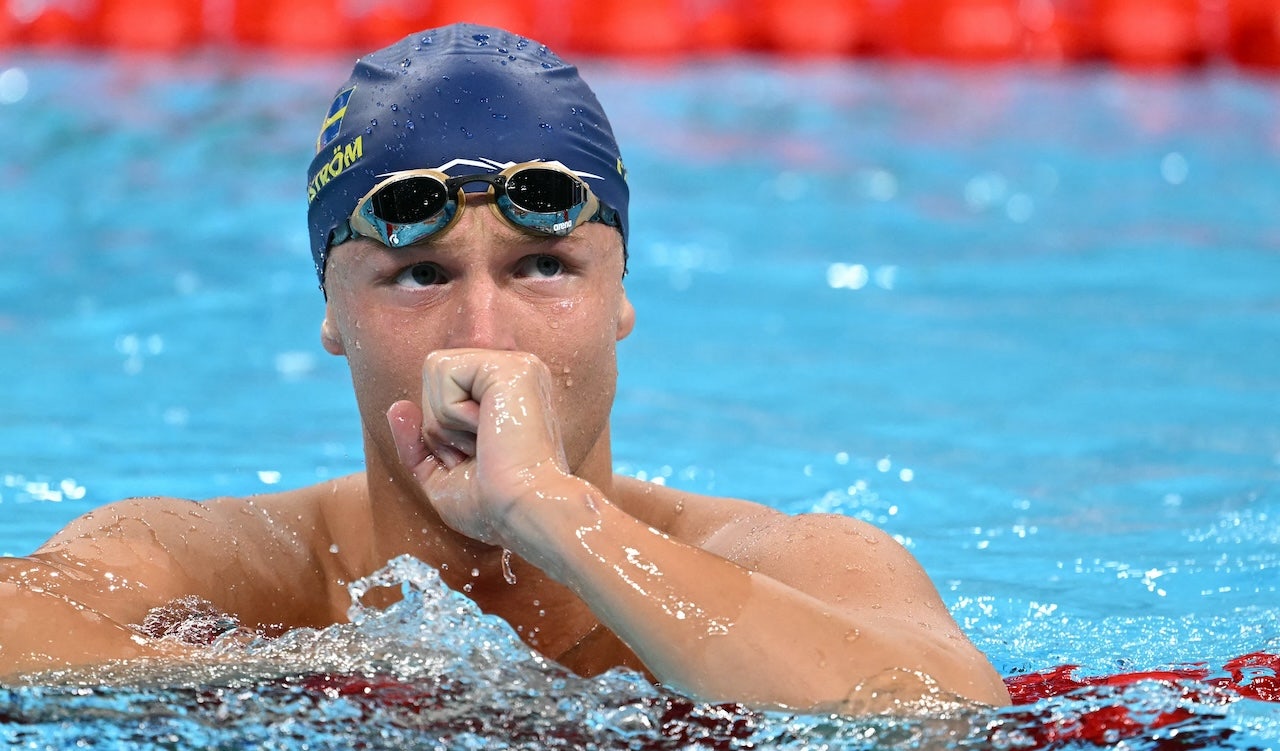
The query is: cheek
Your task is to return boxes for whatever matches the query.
[339,315,431,407]
[546,307,621,410]
[542,298,618,367]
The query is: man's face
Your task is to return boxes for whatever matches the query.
[320,193,635,475]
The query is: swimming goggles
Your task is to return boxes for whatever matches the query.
[331,160,619,249]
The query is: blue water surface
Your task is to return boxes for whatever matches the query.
[1,52,1278,748]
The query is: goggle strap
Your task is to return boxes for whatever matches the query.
[594,202,620,229]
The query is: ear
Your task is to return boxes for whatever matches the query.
[321,308,345,355]
[616,291,635,341]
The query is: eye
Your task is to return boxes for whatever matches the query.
[394,262,447,287]
[517,254,565,279]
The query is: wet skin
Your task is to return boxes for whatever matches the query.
[0,196,1010,710]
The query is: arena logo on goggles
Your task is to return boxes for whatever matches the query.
[308,136,364,203]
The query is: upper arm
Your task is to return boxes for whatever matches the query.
[27,494,330,631]
[0,498,225,675]
[701,510,957,629]
[663,497,1009,706]
[27,496,231,626]
[706,510,1009,701]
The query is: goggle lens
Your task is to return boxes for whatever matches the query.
[504,168,584,213]
[368,177,450,225]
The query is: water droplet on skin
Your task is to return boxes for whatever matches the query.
[845,629,860,643]
[463,583,473,593]
[565,379,573,387]
[470,568,480,578]
[329,544,339,554]
[501,549,518,585]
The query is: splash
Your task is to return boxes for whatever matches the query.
[1,557,1274,750]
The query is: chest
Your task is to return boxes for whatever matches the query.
[459,569,645,678]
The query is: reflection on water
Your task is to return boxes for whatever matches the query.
[2,556,1270,750]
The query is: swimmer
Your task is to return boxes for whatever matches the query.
[0,23,1010,711]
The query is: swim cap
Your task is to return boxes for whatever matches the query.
[306,23,629,289]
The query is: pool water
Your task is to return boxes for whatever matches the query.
[1,53,1278,748]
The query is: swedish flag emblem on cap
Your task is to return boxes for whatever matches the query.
[316,86,355,152]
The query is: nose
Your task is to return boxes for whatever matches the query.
[443,274,519,351]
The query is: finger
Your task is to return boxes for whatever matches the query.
[385,400,432,475]
[428,442,469,470]
[423,424,477,462]
[423,353,483,433]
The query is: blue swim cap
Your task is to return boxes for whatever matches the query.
[306,22,629,288]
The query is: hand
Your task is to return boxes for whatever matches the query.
[386,349,572,546]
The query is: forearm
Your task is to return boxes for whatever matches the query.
[503,478,1006,710]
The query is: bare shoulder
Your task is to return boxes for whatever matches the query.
[27,475,363,628]
[610,474,778,545]
[39,475,352,556]
[611,475,936,603]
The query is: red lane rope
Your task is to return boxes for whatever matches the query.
[999,652,1280,749]
[282,653,1280,749]
[1005,651,1280,704]
[1,0,1278,71]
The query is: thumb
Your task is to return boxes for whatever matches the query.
[386,400,432,478]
